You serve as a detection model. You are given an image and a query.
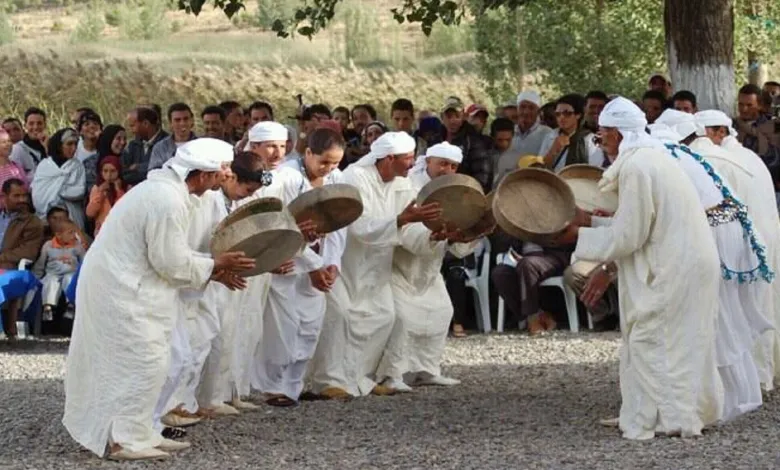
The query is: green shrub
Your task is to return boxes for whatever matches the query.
[69,4,104,43]
[0,9,15,46]
[117,0,170,41]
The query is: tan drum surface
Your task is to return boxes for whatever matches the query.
[557,164,618,213]
[287,184,364,233]
[211,197,304,277]
[571,260,601,277]
[416,173,487,231]
[493,168,576,245]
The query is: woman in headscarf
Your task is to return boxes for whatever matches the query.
[362,121,388,150]
[86,155,128,236]
[0,129,27,190]
[85,125,126,194]
[31,128,87,230]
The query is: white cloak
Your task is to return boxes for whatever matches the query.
[574,146,723,440]
[30,157,87,230]
[252,161,345,399]
[62,168,214,456]
[309,164,411,396]
[386,168,475,381]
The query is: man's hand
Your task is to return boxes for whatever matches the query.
[324,264,339,281]
[551,134,571,154]
[211,269,248,291]
[580,268,613,308]
[271,260,295,275]
[573,207,592,227]
[592,209,614,218]
[552,223,579,246]
[397,201,442,227]
[297,219,323,243]
[309,268,334,293]
[214,251,256,273]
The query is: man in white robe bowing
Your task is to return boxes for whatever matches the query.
[383,142,483,390]
[309,132,442,398]
[63,138,255,461]
[556,97,724,440]
[695,109,780,391]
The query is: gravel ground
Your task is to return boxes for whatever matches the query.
[1,332,779,469]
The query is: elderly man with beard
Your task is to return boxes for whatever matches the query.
[63,138,255,461]
[555,97,723,440]
[308,132,442,399]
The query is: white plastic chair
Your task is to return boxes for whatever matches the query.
[15,259,32,339]
[495,252,590,333]
[462,238,492,332]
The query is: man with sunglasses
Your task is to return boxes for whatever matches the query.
[540,94,605,172]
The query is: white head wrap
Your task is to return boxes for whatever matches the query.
[411,142,463,174]
[165,137,235,180]
[647,123,683,144]
[355,132,417,167]
[516,90,542,108]
[598,96,664,153]
[655,109,697,140]
[694,110,737,137]
[248,121,288,143]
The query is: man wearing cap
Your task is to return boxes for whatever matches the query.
[558,97,723,440]
[309,132,442,399]
[63,138,256,461]
[466,104,489,134]
[509,90,552,159]
[648,72,672,99]
[438,96,492,193]
[381,142,484,389]
[695,109,780,390]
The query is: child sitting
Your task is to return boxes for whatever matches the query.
[46,206,91,249]
[32,221,85,321]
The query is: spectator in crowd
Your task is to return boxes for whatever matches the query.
[70,107,95,130]
[201,106,226,140]
[413,116,443,159]
[672,90,698,114]
[85,125,126,194]
[763,80,780,99]
[122,107,167,186]
[0,178,44,340]
[439,96,493,193]
[10,107,48,180]
[511,90,552,157]
[390,98,415,134]
[344,104,376,167]
[2,118,24,144]
[502,101,519,125]
[539,102,558,129]
[465,104,489,134]
[583,90,608,132]
[647,72,672,99]
[247,101,274,127]
[86,156,128,236]
[540,93,604,170]
[31,128,87,231]
[148,103,197,172]
[75,111,103,164]
[641,89,667,124]
[362,121,388,151]
[0,129,27,194]
[351,104,377,138]
[734,84,780,187]
[218,100,245,144]
[33,220,85,322]
[332,106,351,133]
[491,117,519,185]
[46,206,90,249]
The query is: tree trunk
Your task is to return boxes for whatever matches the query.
[664,0,736,113]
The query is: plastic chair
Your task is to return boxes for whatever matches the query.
[495,253,589,333]
[461,238,492,333]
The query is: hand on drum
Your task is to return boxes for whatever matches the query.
[324,264,340,280]
[398,201,442,227]
[580,268,612,308]
[553,223,579,245]
[591,208,614,217]
[271,260,295,275]
[309,268,335,293]
[297,219,323,243]
[214,251,256,273]
[211,269,248,291]
[573,207,592,227]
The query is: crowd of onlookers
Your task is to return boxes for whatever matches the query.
[0,71,779,340]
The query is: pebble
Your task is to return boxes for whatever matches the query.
[0,332,778,469]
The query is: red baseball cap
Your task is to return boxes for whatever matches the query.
[466,104,488,118]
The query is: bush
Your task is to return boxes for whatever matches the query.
[117,0,170,40]
[0,10,15,46]
[423,23,474,58]
[69,4,104,43]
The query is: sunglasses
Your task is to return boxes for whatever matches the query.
[554,110,576,117]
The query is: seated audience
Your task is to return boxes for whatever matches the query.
[86,156,128,236]
[33,221,85,322]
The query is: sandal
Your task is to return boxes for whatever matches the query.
[161,427,187,439]
[299,391,326,401]
[266,396,298,407]
[452,323,467,338]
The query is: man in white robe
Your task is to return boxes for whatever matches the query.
[384,142,481,389]
[558,98,723,440]
[63,138,255,461]
[308,132,442,398]
[695,109,780,391]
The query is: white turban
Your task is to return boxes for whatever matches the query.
[165,137,235,180]
[694,110,736,137]
[655,109,697,140]
[355,131,417,167]
[516,90,542,107]
[598,96,663,153]
[648,123,683,144]
[411,142,463,174]
[248,121,288,143]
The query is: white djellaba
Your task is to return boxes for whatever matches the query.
[62,138,234,460]
[574,98,723,440]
